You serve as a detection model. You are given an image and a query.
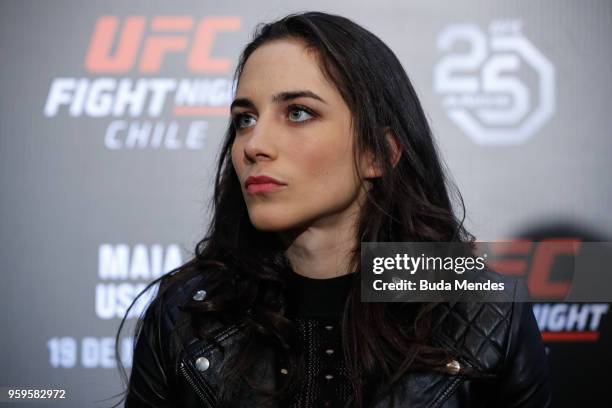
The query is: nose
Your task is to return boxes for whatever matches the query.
[242,114,277,163]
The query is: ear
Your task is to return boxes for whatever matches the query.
[361,127,402,179]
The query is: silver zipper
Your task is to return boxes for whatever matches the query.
[178,323,245,407]
[189,324,243,357]
[180,360,217,407]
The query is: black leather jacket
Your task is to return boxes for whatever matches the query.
[125,271,552,407]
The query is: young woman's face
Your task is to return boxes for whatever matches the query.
[230,38,371,233]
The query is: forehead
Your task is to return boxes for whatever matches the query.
[236,39,336,99]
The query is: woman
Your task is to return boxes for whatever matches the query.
[117,11,551,408]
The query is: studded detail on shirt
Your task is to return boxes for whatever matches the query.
[280,271,356,407]
[278,317,353,408]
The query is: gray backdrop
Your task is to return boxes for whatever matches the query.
[1,0,611,406]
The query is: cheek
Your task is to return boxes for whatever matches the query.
[230,142,242,174]
[295,125,353,177]
[297,139,358,193]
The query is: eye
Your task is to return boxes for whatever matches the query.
[232,105,316,131]
[287,105,315,123]
[232,113,256,130]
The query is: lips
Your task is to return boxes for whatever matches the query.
[244,175,287,194]
[244,175,286,188]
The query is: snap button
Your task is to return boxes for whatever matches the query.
[446,359,461,375]
[192,290,207,301]
[324,325,333,331]
[325,348,334,355]
[324,374,334,380]
[280,368,288,375]
[195,356,210,371]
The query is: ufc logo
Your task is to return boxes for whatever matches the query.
[480,239,580,299]
[85,16,241,73]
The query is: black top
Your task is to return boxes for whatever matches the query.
[285,271,354,318]
[279,272,355,408]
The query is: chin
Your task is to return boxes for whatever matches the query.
[249,216,294,232]
[247,208,304,232]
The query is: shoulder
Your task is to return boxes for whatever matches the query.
[155,271,207,322]
[137,269,218,352]
[128,265,235,405]
[430,269,539,374]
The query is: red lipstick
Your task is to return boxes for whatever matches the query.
[244,175,287,194]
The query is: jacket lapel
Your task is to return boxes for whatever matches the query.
[179,323,279,407]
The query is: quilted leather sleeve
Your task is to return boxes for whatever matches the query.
[493,290,552,407]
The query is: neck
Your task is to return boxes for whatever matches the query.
[278,205,361,280]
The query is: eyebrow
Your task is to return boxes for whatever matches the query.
[230,90,327,112]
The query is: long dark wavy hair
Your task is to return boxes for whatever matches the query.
[113,10,474,408]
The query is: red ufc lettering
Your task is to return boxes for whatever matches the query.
[483,239,579,300]
[528,239,580,299]
[485,240,533,276]
[85,16,241,73]
[85,16,145,73]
